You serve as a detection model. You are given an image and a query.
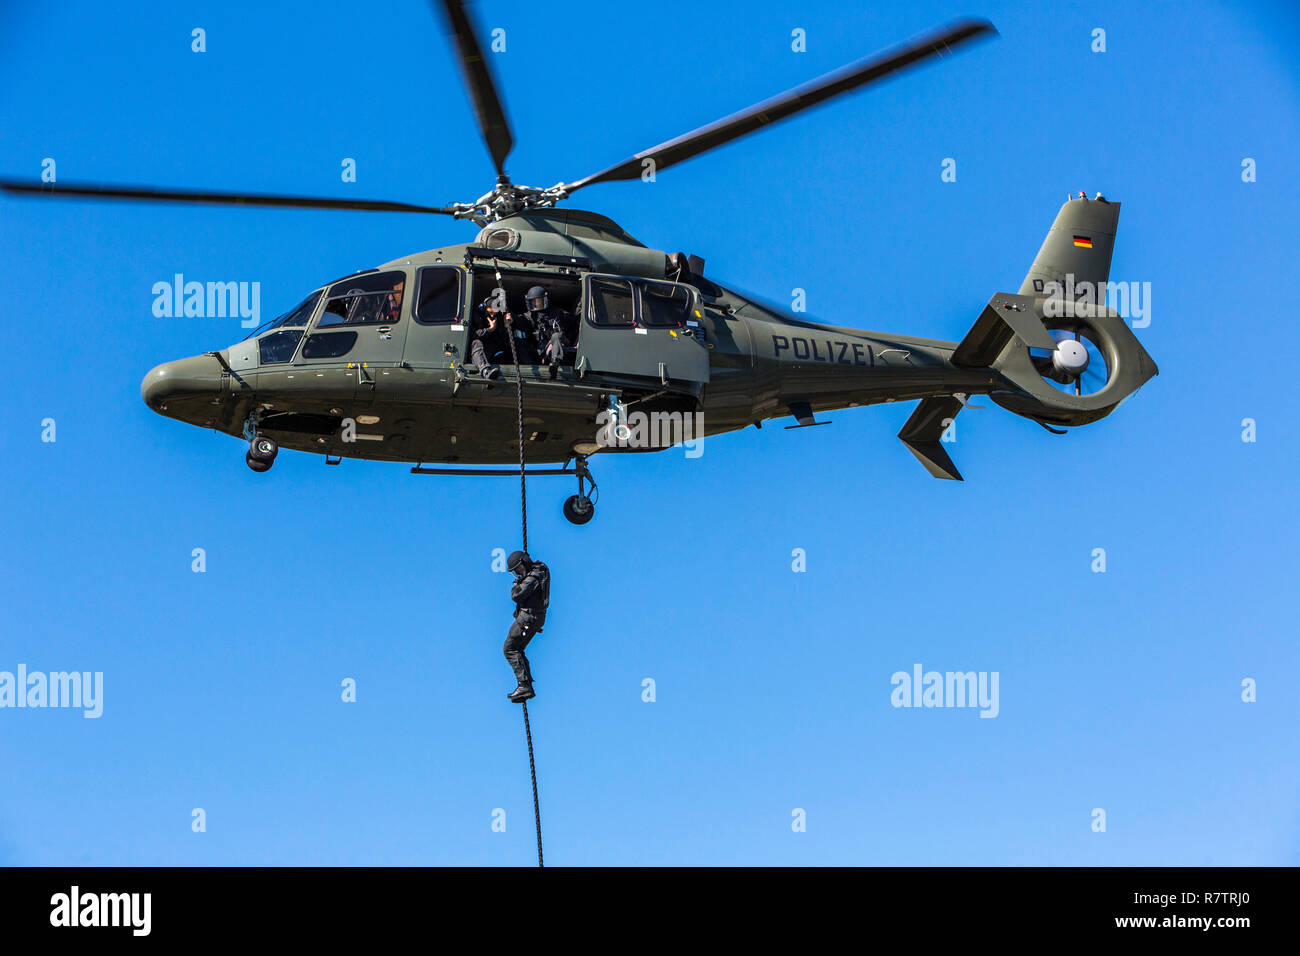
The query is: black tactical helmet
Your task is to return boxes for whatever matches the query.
[506,550,531,573]
[525,286,548,312]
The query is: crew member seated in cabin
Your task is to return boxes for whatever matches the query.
[469,295,509,380]
[523,284,571,379]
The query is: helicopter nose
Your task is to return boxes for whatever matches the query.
[141,354,225,412]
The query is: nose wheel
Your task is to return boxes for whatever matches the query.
[246,435,278,473]
[562,456,597,525]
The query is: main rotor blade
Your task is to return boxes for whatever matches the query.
[0,180,458,215]
[558,19,996,196]
[435,0,514,180]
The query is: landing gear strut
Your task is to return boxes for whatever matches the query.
[562,456,597,525]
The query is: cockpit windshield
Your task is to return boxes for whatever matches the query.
[244,290,322,339]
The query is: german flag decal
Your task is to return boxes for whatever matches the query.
[1073,235,1094,249]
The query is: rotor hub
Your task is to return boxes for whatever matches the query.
[447,181,570,226]
[1052,338,1089,377]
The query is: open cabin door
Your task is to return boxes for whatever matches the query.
[576,274,710,394]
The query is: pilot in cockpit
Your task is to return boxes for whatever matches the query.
[379,277,404,325]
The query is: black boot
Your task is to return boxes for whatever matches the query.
[508,682,535,703]
[481,363,500,381]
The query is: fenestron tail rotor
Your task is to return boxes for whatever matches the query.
[1030,329,1110,397]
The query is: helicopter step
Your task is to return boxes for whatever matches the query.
[452,363,611,398]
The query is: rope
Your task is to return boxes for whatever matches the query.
[503,298,542,868]
[522,699,543,867]
[504,311,528,553]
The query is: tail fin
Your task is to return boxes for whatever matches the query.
[1019,195,1120,296]
[894,195,1159,481]
[901,195,1157,479]
[988,195,1155,428]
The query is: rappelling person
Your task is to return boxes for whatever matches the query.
[503,549,550,703]
[523,285,569,379]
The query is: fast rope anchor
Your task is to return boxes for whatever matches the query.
[501,266,544,868]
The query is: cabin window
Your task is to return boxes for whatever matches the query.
[301,331,359,359]
[414,267,463,324]
[638,281,692,328]
[318,270,406,328]
[589,278,635,327]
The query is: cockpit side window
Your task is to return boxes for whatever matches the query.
[259,329,304,364]
[318,269,406,328]
[413,267,463,324]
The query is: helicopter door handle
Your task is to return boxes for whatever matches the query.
[878,348,911,364]
[377,326,393,340]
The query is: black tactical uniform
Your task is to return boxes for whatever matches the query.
[503,550,550,702]
[470,304,509,378]
[523,285,569,372]
[506,310,540,365]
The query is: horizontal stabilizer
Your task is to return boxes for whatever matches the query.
[951,294,1057,368]
[898,396,963,480]
[785,400,831,429]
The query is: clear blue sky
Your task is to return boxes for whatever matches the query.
[0,0,1296,866]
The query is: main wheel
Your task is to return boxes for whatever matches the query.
[563,494,595,525]
[249,436,278,462]
[246,451,273,473]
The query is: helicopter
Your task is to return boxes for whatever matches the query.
[1,2,1157,526]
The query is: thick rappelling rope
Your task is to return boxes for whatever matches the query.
[502,290,543,869]
[521,698,543,868]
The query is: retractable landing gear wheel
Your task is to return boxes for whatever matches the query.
[248,436,278,462]
[246,451,273,473]
[563,494,594,525]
